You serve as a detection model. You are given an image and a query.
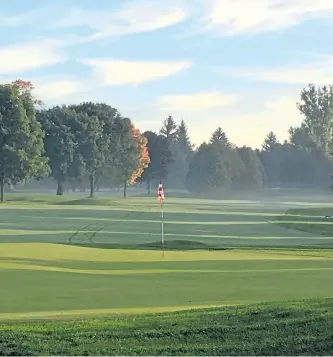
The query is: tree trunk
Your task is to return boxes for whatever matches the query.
[0,177,4,202]
[147,180,151,196]
[89,174,94,198]
[124,180,127,198]
[56,180,64,195]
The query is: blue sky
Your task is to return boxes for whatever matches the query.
[1,0,333,148]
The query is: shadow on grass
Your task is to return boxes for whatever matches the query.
[63,239,229,251]
[276,207,333,238]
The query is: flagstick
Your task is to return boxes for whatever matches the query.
[161,201,165,259]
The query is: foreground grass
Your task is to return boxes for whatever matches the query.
[0,298,332,355]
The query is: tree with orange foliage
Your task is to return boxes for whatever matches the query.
[128,126,150,184]
[111,117,150,198]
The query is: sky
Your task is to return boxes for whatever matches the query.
[1,0,333,148]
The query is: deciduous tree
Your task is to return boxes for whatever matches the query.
[297,84,333,155]
[37,106,77,195]
[0,80,49,201]
[111,118,149,197]
[140,131,172,195]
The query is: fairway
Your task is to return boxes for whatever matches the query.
[0,195,332,320]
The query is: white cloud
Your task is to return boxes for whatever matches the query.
[124,88,302,148]
[183,93,301,148]
[80,59,192,85]
[203,0,333,36]
[0,40,65,75]
[33,79,84,101]
[156,91,237,111]
[222,94,301,147]
[220,57,333,84]
[56,0,188,42]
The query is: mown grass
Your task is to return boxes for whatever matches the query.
[0,298,332,355]
[0,243,332,317]
[0,195,333,355]
[277,207,333,237]
[1,194,331,249]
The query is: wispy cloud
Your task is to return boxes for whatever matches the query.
[33,79,84,101]
[156,91,237,111]
[56,0,189,42]
[0,40,65,75]
[219,57,333,84]
[80,59,192,85]
[203,0,333,36]
[221,94,301,147]
[181,93,301,148]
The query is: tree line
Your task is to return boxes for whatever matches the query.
[0,80,332,201]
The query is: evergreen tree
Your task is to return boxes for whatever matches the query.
[237,146,264,190]
[210,128,244,187]
[160,115,178,146]
[210,127,230,147]
[260,131,281,186]
[186,143,230,193]
[166,120,194,189]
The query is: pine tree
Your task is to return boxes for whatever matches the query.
[167,120,194,188]
[160,115,178,146]
[262,131,279,152]
[210,127,230,147]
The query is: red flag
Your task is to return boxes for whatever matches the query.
[157,182,164,203]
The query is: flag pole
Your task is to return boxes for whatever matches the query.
[161,201,165,258]
[157,181,165,259]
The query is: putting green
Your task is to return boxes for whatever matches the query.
[0,243,332,319]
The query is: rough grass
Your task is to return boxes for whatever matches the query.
[1,298,332,355]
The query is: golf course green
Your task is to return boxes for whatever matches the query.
[0,193,333,354]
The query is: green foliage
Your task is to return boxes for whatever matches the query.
[210,127,230,147]
[160,115,178,146]
[67,103,121,197]
[259,131,281,186]
[109,117,149,197]
[36,106,78,195]
[76,113,109,197]
[288,123,316,150]
[6,80,333,196]
[166,120,194,189]
[236,146,264,189]
[0,82,49,201]
[177,120,193,154]
[296,84,333,155]
[186,143,230,193]
[139,131,172,193]
[1,299,332,355]
[261,131,279,152]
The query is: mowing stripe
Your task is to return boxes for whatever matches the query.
[0,229,328,240]
[0,304,237,321]
[1,262,333,275]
